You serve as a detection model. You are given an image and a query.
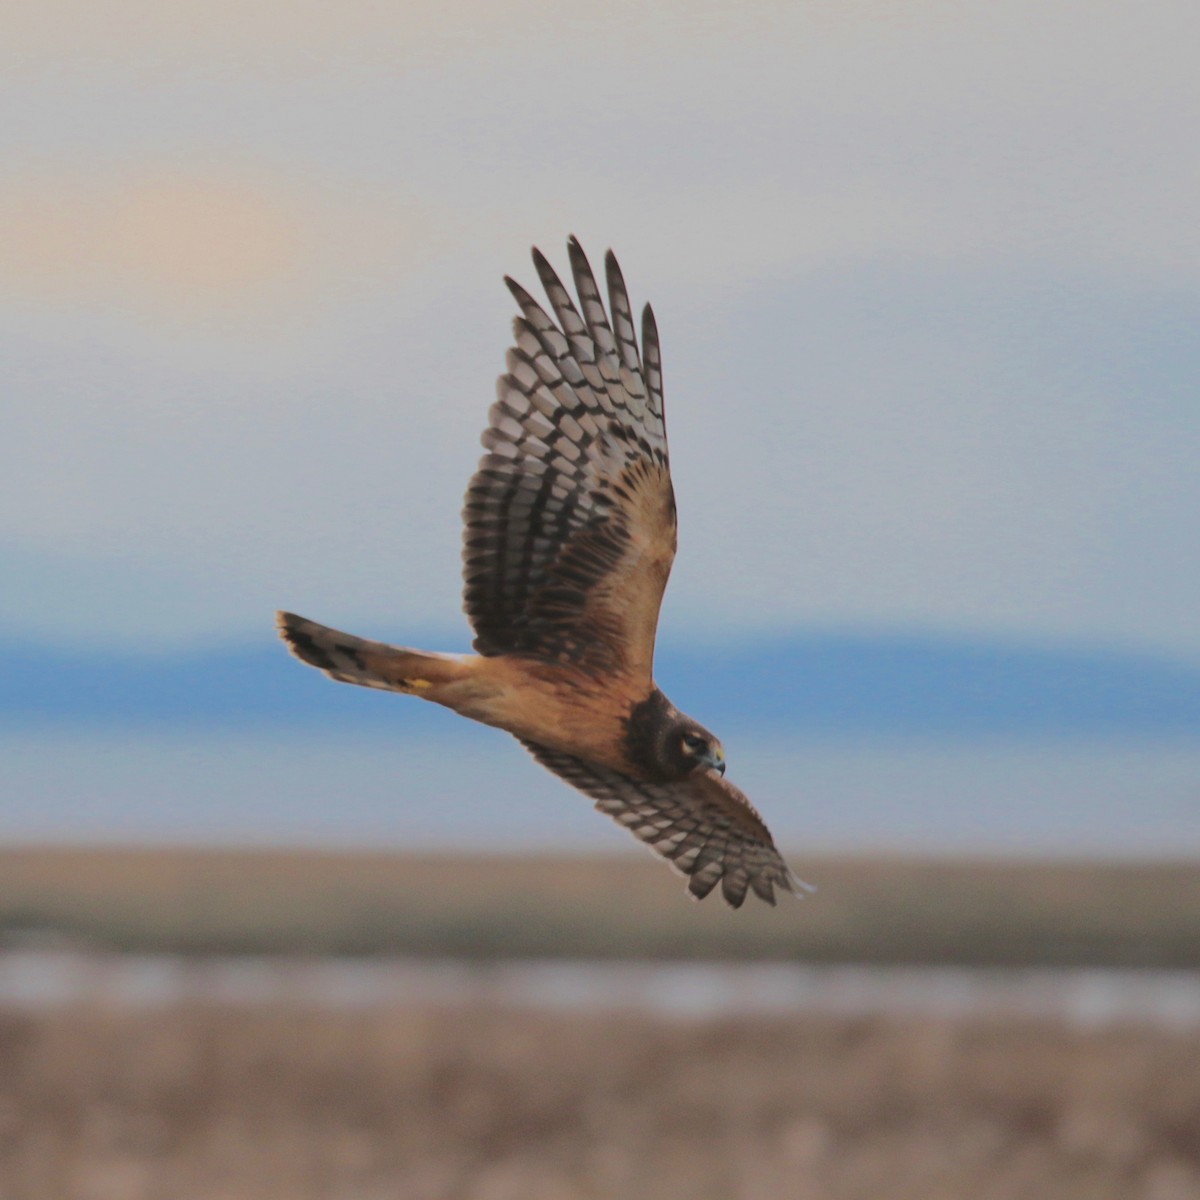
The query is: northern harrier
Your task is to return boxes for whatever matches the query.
[277,239,805,907]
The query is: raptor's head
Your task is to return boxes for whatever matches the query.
[676,722,726,777]
[626,688,727,782]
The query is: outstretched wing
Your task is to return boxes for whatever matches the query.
[462,238,675,683]
[519,739,807,909]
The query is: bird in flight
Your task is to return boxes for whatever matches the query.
[277,238,805,907]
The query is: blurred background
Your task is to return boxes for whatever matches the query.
[3,1,1199,1197]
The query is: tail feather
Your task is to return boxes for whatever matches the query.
[275,611,468,695]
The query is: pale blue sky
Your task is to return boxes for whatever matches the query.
[3,0,1198,658]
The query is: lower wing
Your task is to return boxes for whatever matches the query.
[519,739,810,908]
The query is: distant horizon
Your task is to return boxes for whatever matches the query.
[7,619,1199,855]
[6,622,1200,740]
[11,613,1200,663]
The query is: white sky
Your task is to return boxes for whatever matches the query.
[3,0,1198,656]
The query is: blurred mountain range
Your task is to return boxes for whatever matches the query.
[6,630,1200,739]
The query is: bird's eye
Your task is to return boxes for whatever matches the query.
[682,733,706,752]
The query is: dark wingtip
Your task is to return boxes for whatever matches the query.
[605,249,630,299]
[275,611,332,672]
[642,304,659,357]
[566,235,592,275]
[503,274,533,305]
[531,245,568,299]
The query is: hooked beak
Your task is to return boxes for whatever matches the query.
[704,745,727,776]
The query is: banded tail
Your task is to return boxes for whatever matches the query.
[275,612,471,696]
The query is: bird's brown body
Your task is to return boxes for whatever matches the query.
[277,615,648,771]
[278,239,803,907]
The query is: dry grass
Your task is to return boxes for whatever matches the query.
[4,847,1200,965]
[1,1000,1198,1200]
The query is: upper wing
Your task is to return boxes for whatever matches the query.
[520,739,808,909]
[462,238,676,682]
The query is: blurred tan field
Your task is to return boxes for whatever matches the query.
[4,849,1199,1199]
[2,1000,1199,1200]
[3,847,1200,965]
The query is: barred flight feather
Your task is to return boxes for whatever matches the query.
[462,237,675,683]
[519,739,806,910]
